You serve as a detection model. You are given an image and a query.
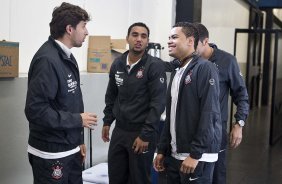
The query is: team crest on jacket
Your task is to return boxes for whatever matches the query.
[209,78,215,85]
[51,161,63,180]
[160,77,165,83]
[136,68,144,79]
[185,71,193,84]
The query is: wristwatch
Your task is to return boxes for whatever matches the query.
[235,120,245,127]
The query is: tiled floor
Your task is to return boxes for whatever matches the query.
[227,106,282,184]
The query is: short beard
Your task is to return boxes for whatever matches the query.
[132,49,144,55]
[72,42,82,48]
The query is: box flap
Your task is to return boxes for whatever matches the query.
[111,39,127,49]
[112,48,127,53]
[88,36,111,50]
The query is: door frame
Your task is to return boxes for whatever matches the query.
[232,28,282,145]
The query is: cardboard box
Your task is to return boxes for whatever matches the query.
[88,36,111,50]
[111,39,127,64]
[0,41,19,78]
[87,49,112,73]
[87,36,127,73]
[111,39,127,51]
[87,36,111,73]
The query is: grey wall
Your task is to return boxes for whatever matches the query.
[81,73,112,168]
[0,77,32,184]
[0,73,110,184]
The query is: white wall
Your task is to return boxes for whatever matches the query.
[128,0,175,62]
[0,0,10,39]
[201,0,249,64]
[3,0,252,73]
[0,0,174,74]
[273,8,282,20]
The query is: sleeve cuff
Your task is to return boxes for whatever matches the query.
[189,152,202,160]
[103,122,112,127]
[80,129,84,144]
[139,133,151,142]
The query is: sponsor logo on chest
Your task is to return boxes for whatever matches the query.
[67,73,77,93]
[115,71,124,86]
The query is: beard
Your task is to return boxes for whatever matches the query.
[132,48,144,55]
[72,41,83,48]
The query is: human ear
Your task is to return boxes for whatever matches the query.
[66,25,72,35]
[204,38,209,46]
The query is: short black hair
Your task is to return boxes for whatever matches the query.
[127,22,150,37]
[50,2,90,39]
[193,23,209,42]
[173,22,199,50]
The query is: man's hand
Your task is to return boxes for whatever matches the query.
[102,126,110,142]
[80,113,97,129]
[132,137,149,154]
[153,154,165,172]
[230,123,243,149]
[79,144,86,164]
[180,156,199,174]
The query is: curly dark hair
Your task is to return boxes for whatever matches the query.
[173,22,199,50]
[50,2,90,39]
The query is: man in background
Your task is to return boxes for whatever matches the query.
[193,23,249,184]
[25,2,97,184]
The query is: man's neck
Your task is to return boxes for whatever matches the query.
[203,46,213,60]
[128,50,144,65]
[179,51,195,67]
[57,36,72,49]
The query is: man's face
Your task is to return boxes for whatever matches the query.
[126,26,149,54]
[70,21,89,48]
[168,27,194,60]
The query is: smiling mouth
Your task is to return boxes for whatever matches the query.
[168,45,176,51]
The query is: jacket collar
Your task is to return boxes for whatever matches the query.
[54,39,72,58]
[48,36,77,67]
[120,50,149,71]
[169,55,200,99]
[209,43,218,63]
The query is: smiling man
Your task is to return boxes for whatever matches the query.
[25,2,97,184]
[154,22,222,184]
[102,22,167,184]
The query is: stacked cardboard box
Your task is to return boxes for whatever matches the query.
[87,36,127,73]
[0,41,19,77]
[111,39,127,65]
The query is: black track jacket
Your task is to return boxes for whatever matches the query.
[103,51,167,142]
[25,37,84,152]
[158,56,221,159]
